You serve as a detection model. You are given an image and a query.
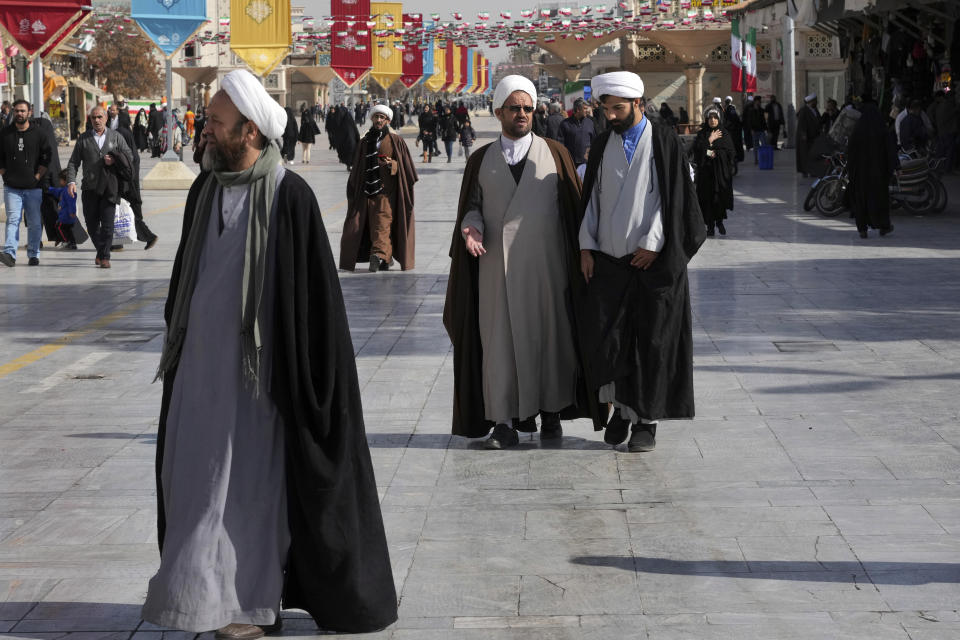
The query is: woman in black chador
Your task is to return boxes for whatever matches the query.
[692,105,735,236]
[298,106,317,164]
[846,100,895,238]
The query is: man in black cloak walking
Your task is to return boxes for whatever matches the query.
[577,71,706,452]
[142,68,396,638]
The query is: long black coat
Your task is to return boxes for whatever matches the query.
[692,123,735,224]
[333,107,359,167]
[847,103,894,232]
[282,107,299,161]
[156,170,397,632]
[577,124,706,424]
[796,105,821,175]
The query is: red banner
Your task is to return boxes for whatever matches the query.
[0,0,85,57]
[455,45,467,93]
[483,60,489,94]
[442,39,453,91]
[330,0,371,88]
[399,12,422,88]
[39,9,89,61]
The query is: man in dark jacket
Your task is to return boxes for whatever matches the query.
[65,105,134,268]
[0,99,53,266]
[764,95,784,150]
[545,102,564,140]
[557,98,596,165]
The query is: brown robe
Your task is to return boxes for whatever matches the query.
[443,137,602,438]
[340,130,418,270]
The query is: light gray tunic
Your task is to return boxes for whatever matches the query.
[142,166,290,632]
[462,136,578,423]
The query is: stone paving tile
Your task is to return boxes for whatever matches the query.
[1,116,960,636]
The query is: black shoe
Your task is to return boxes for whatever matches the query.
[516,416,538,433]
[369,255,382,272]
[604,410,630,446]
[64,243,77,250]
[627,423,657,453]
[706,226,715,237]
[0,252,14,267]
[484,422,519,449]
[111,245,123,251]
[717,221,726,235]
[539,412,562,440]
[144,236,159,250]
[28,257,39,266]
[879,224,894,237]
[858,230,868,239]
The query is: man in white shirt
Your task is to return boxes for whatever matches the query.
[444,75,600,449]
[577,71,706,452]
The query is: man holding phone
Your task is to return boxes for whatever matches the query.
[340,103,418,272]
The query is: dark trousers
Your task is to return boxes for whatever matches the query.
[56,221,77,246]
[768,125,782,149]
[131,200,156,243]
[81,191,116,260]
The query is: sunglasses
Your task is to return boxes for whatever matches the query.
[505,105,535,114]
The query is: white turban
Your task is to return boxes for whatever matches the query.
[493,75,537,109]
[805,92,818,103]
[591,71,644,99]
[712,97,722,104]
[725,96,733,102]
[220,69,287,141]
[371,104,393,122]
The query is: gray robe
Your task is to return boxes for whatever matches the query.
[142,166,289,631]
[461,135,578,423]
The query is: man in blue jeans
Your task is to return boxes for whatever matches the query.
[0,100,52,267]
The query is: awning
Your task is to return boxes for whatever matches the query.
[642,29,734,63]
[172,66,219,86]
[287,65,337,85]
[68,76,108,101]
[43,70,67,101]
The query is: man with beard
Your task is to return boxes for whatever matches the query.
[142,69,396,637]
[340,104,418,272]
[444,75,599,449]
[577,71,706,452]
[0,100,53,266]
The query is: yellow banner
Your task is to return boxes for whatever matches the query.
[452,44,461,92]
[230,0,292,76]
[424,41,445,92]
[369,2,403,90]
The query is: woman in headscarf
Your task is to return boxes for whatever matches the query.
[133,107,149,152]
[281,106,299,164]
[334,105,359,170]
[692,105,736,236]
[325,105,339,149]
[298,106,317,164]
[846,99,896,238]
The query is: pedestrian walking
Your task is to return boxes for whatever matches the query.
[113,111,158,249]
[133,108,149,152]
[459,118,476,158]
[692,105,735,236]
[48,170,79,249]
[765,95,784,149]
[65,105,134,268]
[184,105,195,140]
[0,99,53,267]
[557,98,596,165]
[297,106,317,164]
[545,102,564,140]
[340,103,418,271]
[144,68,397,637]
[333,106,359,170]
[148,103,164,157]
[577,71,706,452]
[723,96,745,164]
[416,105,438,162]
[281,106,298,164]
[440,106,459,162]
[796,93,821,177]
[746,96,767,161]
[444,75,598,448]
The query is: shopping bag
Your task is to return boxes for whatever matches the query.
[113,199,136,244]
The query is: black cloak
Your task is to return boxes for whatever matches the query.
[796,105,821,175]
[442,138,602,438]
[723,105,745,162]
[577,123,706,425]
[334,107,360,167]
[282,107,299,161]
[692,121,735,225]
[846,103,895,233]
[156,170,397,632]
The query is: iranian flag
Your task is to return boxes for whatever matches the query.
[731,18,743,92]
[744,27,758,93]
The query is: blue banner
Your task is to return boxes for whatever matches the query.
[421,22,434,85]
[132,0,208,57]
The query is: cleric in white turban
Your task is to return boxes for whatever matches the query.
[444,73,601,449]
[340,100,418,272]
[577,69,706,453]
[143,69,397,637]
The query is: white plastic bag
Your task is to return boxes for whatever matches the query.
[113,198,136,245]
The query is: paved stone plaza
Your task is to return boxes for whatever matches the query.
[1,114,959,639]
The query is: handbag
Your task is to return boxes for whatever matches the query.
[113,198,136,244]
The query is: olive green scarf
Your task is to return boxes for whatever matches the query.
[156,143,281,394]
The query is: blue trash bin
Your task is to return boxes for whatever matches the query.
[758,145,774,170]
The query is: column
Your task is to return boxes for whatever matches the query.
[684,63,706,125]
